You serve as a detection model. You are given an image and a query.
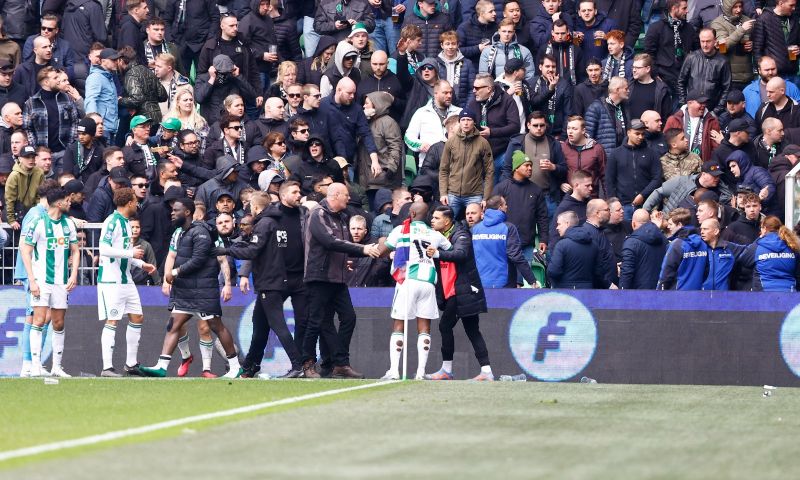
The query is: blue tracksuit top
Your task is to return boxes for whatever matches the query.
[472,209,511,288]
[658,234,708,290]
[753,233,799,292]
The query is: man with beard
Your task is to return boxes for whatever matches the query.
[467,73,520,183]
[743,56,800,117]
[405,80,461,169]
[62,117,105,183]
[527,54,571,139]
[167,130,214,189]
[573,0,614,62]
[628,53,673,121]
[560,115,607,195]
[357,50,406,120]
[643,0,698,99]
[573,59,605,117]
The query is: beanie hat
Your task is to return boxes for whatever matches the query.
[512,150,532,171]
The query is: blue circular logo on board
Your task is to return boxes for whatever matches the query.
[779,303,800,377]
[0,288,52,376]
[508,292,597,382]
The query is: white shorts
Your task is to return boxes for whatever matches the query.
[170,308,216,321]
[98,284,143,320]
[390,279,439,320]
[30,283,68,309]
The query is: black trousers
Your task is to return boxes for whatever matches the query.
[438,297,490,366]
[244,273,308,370]
[303,281,357,367]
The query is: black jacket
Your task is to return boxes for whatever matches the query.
[604,220,632,263]
[297,35,337,87]
[122,143,159,182]
[290,135,345,194]
[548,225,605,289]
[195,73,258,125]
[402,7,452,59]
[115,14,146,61]
[163,0,220,54]
[493,177,550,246]
[643,17,699,86]
[583,221,619,287]
[0,83,28,111]
[606,141,663,205]
[434,222,488,317]
[456,14,497,64]
[466,85,521,157]
[619,221,669,289]
[628,78,673,122]
[597,0,644,47]
[356,71,405,123]
[62,0,107,57]
[174,149,215,188]
[296,105,348,158]
[170,220,221,315]
[140,185,185,268]
[677,50,732,115]
[62,140,105,182]
[549,194,589,250]
[304,198,366,284]
[721,215,760,244]
[239,0,278,73]
[85,177,114,222]
[769,154,795,222]
[572,80,605,117]
[198,35,261,93]
[752,8,800,77]
[272,8,303,63]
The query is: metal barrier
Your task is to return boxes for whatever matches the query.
[0,223,103,286]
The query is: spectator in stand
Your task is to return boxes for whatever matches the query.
[22,14,75,76]
[14,36,55,99]
[142,18,183,75]
[574,0,614,63]
[5,146,44,229]
[239,0,279,94]
[573,59,605,117]
[561,115,606,196]
[253,96,289,143]
[35,148,54,181]
[435,31,476,109]
[439,109,493,218]
[752,0,800,81]
[645,160,732,213]
[755,77,800,129]
[162,0,219,73]
[347,214,391,287]
[606,119,663,220]
[154,53,190,117]
[64,178,86,220]
[722,191,761,243]
[0,59,26,109]
[195,154,247,216]
[166,87,210,150]
[320,77,380,166]
[403,0,451,59]
[537,19,583,86]
[664,93,720,162]
[467,72,519,183]
[198,14,261,106]
[464,201,483,227]
[753,117,785,169]
[392,24,424,76]
[628,53,673,122]
[115,0,149,61]
[661,127,702,181]
[315,0,375,43]
[350,23,375,77]
[718,90,757,139]
[397,57,442,130]
[620,208,668,289]
[641,110,667,156]
[457,0,497,65]
[129,216,161,285]
[85,49,121,142]
[743,56,800,117]
[195,55,258,125]
[643,0,697,99]
[478,19,534,81]
[62,0,107,58]
[0,17,20,68]
[123,115,161,181]
[582,198,619,287]
[84,147,124,195]
[770,144,800,222]
[417,114,459,201]
[600,30,633,81]
[530,0,575,48]
[727,150,776,211]
[358,91,403,209]
[23,67,80,173]
[604,198,632,263]
[527,54,572,139]
[494,151,549,270]
[371,186,412,239]
[585,77,630,153]
[710,0,754,92]
[677,28,732,116]
[297,83,347,158]
[503,112,566,216]
[549,169,593,249]
[265,61,298,102]
[270,0,304,65]
[358,50,405,120]
[291,136,344,195]
[596,0,642,48]
[0,102,21,155]
[86,165,131,222]
[712,118,757,176]
[471,194,536,288]
[548,210,605,289]
[297,36,337,87]
[404,79,461,170]
[742,216,800,291]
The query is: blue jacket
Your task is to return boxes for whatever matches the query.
[658,233,708,290]
[319,96,378,161]
[620,222,668,289]
[749,233,800,292]
[585,97,625,153]
[84,66,119,134]
[743,78,800,117]
[472,208,535,287]
[574,12,615,62]
[727,150,776,206]
[86,177,115,223]
[548,225,604,289]
[703,240,747,291]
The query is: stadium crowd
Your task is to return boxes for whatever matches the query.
[4,0,800,378]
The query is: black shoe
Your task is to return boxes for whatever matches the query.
[124,364,144,376]
[316,361,333,378]
[240,365,261,378]
[280,368,303,379]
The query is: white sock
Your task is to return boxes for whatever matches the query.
[214,337,228,362]
[227,353,240,372]
[125,322,142,367]
[156,355,171,370]
[101,324,116,370]
[416,333,431,377]
[442,360,453,372]
[481,365,492,375]
[52,329,65,370]
[388,332,403,375]
[177,334,191,359]
[200,340,213,371]
[30,326,43,369]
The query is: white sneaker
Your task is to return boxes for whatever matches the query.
[50,366,72,378]
[414,373,425,380]
[222,367,243,379]
[20,365,31,378]
[30,364,42,377]
[380,370,399,381]
[40,367,51,377]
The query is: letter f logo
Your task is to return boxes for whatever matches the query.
[534,312,571,362]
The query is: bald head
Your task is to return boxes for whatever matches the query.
[371,50,388,63]
[327,182,348,198]
[767,77,788,104]
[631,209,650,230]
[409,201,429,221]
[33,36,50,49]
[640,110,662,133]
[336,77,357,106]
[370,50,388,77]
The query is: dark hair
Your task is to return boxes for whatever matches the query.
[527,111,547,123]
[41,13,60,25]
[174,197,195,215]
[666,0,686,13]
[434,205,454,222]
[113,187,136,207]
[485,195,505,210]
[157,161,173,176]
[290,118,309,130]
[539,53,556,66]
[586,57,602,68]
[103,146,122,162]
[118,46,137,63]
[664,128,684,145]
[553,19,568,29]
[572,169,593,183]
[46,187,69,205]
[146,17,166,28]
[178,129,198,143]
[220,113,239,130]
[306,191,324,202]
[37,179,60,197]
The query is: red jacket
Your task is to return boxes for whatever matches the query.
[664,108,720,162]
[560,135,607,197]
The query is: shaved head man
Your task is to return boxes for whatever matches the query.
[641,110,662,133]
[264,96,285,120]
[335,77,357,106]
[370,50,389,78]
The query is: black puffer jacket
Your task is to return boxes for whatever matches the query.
[61,140,105,182]
[619,221,669,289]
[677,50,731,114]
[456,14,497,64]
[434,222,487,317]
[170,220,221,315]
[140,185,185,268]
[304,198,366,284]
[273,8,303,63]
[2,0,37,41]
[120,61,168,125]
[572,80,605,117]
[163,0,220,54]
[402,4,452,59]
[752,8,800,77]
[548,225,604,289]
[643,16,699,87]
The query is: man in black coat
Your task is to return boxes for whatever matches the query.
[752,0,800,80]
[712,118,757,184]
[356,50,405,123]
[218,188,306,379]
[425,205,493,380]
[62,0,107,58]
[572,59,605,117]
[163,0,219,74]
[195,55,257,125]
[549,169,592,250]
[0,60,27,111]
[597,0,644,47]
[582,198,619,287]
[643,0,698,98]
[140,184,185,271]
[297,83,348,158]
[619,208,669,289]
[198,14,261,97]
[115,0,149,61]
[239,0,279,93]
[548,210,606,288]
[141,198,243,378]
[605,120,663,218]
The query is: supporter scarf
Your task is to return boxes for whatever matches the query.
[177,0,187,25]
[602,51,626,81]
[684,110,705,156]
[607,96,625,141]
[144,42,165,70]
[440,224,457,299]
[479,88,500,128]
[667,15,684,59]
[76,144,95,173]
[545,41,576,85]
[486,43,521,77]
[533,76,557,124]
[224,140,245,165]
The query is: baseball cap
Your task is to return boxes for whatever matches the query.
[109,166,131,186]
[161,117,182,131]
[0,58,14,73]
[688,92,710,104]
[212,54,235,74]
[727,118,749,133]
[99,48,121,60]
[129,115,151,129]
[459,109,477,122]
[726,90,745,103]
[701,160,724,177]
[77,117,97,136]
[348,22,368,37]
[629,119,646,130]
[504,58,525,74]
[64,179,85,194]
[19,145,36,157]
[512,150,532,171]
[784,144,800,156]
[333,156,349,169]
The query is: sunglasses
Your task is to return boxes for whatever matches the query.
[309,142,323,147]
[41,26,56,32]
[420,65,436,71]
[473,85,490,91]
[226,125,242,130]
[287,93,302,98]
[133,182,150,187]
[295,128,309,134]
[273,141,285,146]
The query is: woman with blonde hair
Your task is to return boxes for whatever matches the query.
[298,35,337,86]
[265,61,297,100]
[747,216,800,291]
[166,87,210,152]
[205,94,259,148]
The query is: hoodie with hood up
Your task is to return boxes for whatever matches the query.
[298,36,338,87]
[320,40,362,97]
[727,150,776,206]
[709,0,754,84]
[620,221,669,289]
[195,155,247,215]
[358,91,403,191]
[290,135,345,194]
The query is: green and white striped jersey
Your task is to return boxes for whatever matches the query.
[24,213,77,285]
[385,221,451,284]
[98,211,136,284]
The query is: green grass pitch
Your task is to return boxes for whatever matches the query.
[1,379,799,479]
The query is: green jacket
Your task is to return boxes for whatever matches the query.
[709,0,754,85]
[439,126,494,199]
[4,162,44,224]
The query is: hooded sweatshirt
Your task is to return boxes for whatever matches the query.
[709,0,754,84]
[298,35,338,86]
[727,150,776,205]
[4,162,44,224]
[320,41,361,97]
[548,224,603,289]
[358,91,403,191]
[472,208,535,287]
[620,221,669,289]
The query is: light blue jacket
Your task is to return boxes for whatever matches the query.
[84,66,119,134]
[743,78,800,117]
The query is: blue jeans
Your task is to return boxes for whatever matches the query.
[545,193,558,222]
[371,18,400,55]
[303,17,320,58]
[623,203,635,222]
[517,244,535,285]
[493,152,505,185]
[447,193,483,219]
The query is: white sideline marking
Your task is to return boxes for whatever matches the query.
[0,380,398,463]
